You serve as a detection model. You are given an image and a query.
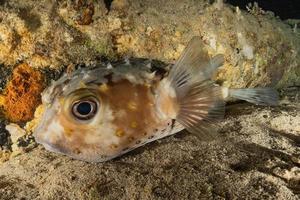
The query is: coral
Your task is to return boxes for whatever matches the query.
[2,63,45,123]
[73,0,95,25]
[0,12,34,66]
[0,0,298,88]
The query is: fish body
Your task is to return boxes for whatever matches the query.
[35,60,184,162]
[34,37,278,162]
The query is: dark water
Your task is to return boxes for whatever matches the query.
[227,0,300,20]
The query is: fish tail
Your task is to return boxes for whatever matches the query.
[228,88,279,106]
[165,36,225,139]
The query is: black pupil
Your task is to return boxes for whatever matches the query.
[77,102,92,115]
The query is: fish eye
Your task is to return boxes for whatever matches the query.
[71,99,98,120]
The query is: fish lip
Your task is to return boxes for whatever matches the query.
[33,131,67,155]
[41,142,58,153]
[34,134,116,163]
[35,136,56,152]
[33,130,42,144]
[39,140,71,156]
[36,140,110,163]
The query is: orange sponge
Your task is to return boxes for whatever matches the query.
[3,63,45,123]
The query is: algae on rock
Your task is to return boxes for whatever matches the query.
[0,0,299,88]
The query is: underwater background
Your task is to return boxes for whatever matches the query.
[0,0,299,199]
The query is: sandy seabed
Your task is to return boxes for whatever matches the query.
[0,89,299,199]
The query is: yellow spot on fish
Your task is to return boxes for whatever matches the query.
[115,129,125,137]
[99,83,109,92]
[130,121,138,128]
[127,101,137,111]
[110,144,118,149]
[64,127,74,137]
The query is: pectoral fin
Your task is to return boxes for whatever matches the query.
[165,36,225,139]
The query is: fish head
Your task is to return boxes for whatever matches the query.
[33,65,167,162]
[34,68,121,162]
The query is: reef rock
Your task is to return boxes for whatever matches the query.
[0,0,299,88]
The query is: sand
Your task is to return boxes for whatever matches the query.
[0,90,299,199]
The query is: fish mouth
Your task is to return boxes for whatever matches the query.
[34,132,69,156]
[35,136,116,163]
[34,130,114,163]
[41,142,61,153]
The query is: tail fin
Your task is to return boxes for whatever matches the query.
[166,36,225,139]
[229,88,279,106]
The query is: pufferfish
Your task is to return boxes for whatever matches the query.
[34,37,278,162]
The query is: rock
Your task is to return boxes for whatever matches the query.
[4,123,36,159]
[0,0,298,88]
[5,123,26,156]
[5,123,26,144]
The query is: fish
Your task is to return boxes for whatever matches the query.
[33,37,279,162]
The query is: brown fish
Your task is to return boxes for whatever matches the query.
[34,37,278,162]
